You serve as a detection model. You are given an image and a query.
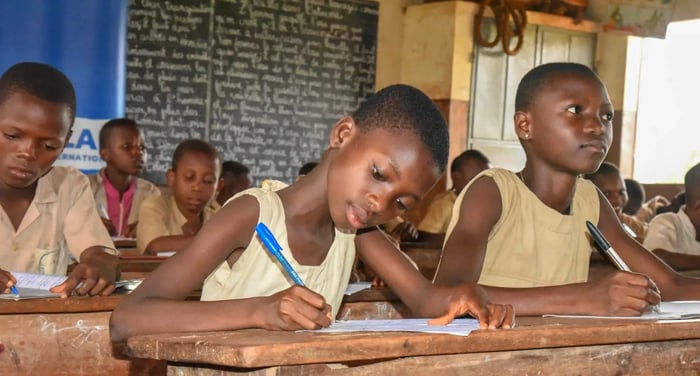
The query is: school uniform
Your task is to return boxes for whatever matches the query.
[88,169,160,236]
[442,168,599,287]
[136,193,220,253]
[0,167,116,275]
[201,188,356,318]
[644,207,700,255]
[416,190,457,234]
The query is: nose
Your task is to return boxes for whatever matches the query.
[17,140,37,161]
[191,180,202,192]
[585,114,607,136]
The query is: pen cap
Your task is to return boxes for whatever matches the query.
[585,221,611,251]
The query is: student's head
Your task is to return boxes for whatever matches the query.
[167,139,221,215]
[450,149,491,193]
[585,161,627,215]
[325,84,449,231]
[296,161,318,182]
[515,62,613,175]
[217,160,252,205]
[683,162,700,226]
[0,62,76,190]
[623,178,646,215]
[99,117,146,176]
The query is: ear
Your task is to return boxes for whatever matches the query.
[216,177,224,194]
[99,148,110,162]
[166,169,175,187]
[514,111,531,141]
[328,116,357,148]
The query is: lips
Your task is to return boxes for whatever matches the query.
[8,166,36,181]
[581,140,607,154]
[346,204,368,229]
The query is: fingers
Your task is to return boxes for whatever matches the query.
[277,286,333,329]
[0,270,16,294]
[487,304,515,329]
[606,272,661,314]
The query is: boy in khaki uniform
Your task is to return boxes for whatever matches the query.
[137,139,221,255]
[0,62,118,296]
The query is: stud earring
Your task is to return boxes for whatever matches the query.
[524,133,529,139]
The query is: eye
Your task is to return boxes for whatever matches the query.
[372,164,385,182]
[602,112,614,121]
[566,105,582,114]
[395,198,408,212]
[42,142,61,151]
[3,132,19,140]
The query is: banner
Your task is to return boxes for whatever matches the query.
[0,0,127,174]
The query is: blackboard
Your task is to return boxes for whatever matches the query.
[126,0,378,185]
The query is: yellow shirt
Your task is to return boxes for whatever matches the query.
[444,168,599,287]
[0,167,116,275]
[201,188,356,318]
[416,190,457,233]
[136,193,219,253]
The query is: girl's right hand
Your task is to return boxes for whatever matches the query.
[257,285,333,330]
[586,271,661,316]
[0,269,17,294]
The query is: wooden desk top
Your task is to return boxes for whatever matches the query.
[126,317,700,369]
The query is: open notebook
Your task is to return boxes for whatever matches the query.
[0,272,143,300]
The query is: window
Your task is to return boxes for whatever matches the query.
[634,20,700,183]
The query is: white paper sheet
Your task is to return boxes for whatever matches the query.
[309,318,480,336]
[544,301,700,320]
[0,287,62,300]
[344,282,372,295]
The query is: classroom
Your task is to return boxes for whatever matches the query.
[1,0,700,375]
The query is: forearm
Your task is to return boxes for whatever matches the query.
[110,296,262,342]
[651,249,700,271]
[144,235,194,255]
[483,284,593,316]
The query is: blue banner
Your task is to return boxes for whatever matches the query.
[0,0,127,174]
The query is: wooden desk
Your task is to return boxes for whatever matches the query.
[0,293,165,375]
[118,254,167,280]
[126,317,700,375]
[0,288,400,375]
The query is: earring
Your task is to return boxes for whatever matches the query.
[524,133,529,139]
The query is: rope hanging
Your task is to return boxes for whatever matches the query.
[474,0,528,56]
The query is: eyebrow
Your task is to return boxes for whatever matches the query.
[388,158,423,201]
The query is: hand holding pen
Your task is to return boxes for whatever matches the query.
[586,221,662,314]
[0,268,18,295]
[254,223,333,330]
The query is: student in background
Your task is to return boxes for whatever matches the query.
[385,149,491,243]
[0,62,118,296]
[111,84,513,342]
[216,160,252,206]
[136,139,222,255]
[585,162,648,242]
[296,161,318,181]
[644,162,700,270]
[89,118,160,238]
[433,62,700,317]
[624,177,670,223]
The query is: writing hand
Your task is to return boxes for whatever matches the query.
[428,284,515,329]
[0,269,17,294]
[257,285,333,330]
[586,271,661,316]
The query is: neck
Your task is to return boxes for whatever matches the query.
[278,157,335,234]
[519,164,578,214]
[0,181,37,203]
[104,167,133,194]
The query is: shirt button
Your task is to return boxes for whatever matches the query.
[12,243,17,251]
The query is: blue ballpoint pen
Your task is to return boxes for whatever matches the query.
[10,285,19,295]
[255,222,306,286]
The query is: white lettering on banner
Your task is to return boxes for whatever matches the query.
[53,118,106,174]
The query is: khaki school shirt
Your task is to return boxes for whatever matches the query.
[88,169,161,227]
[0,167,116,275]
[136,193,220,253]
